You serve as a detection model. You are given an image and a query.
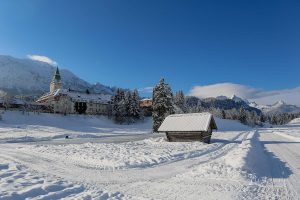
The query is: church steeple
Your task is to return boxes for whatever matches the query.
[50,66,62,93]
[53,67,61,82]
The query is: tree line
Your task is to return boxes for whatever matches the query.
[151,78,300,132]
[111,88,142,124]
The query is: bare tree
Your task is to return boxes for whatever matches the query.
[60,96,72,115]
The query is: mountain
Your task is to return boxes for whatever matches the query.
[0,55,115,96]
[231,94,249,104]
[215,95,228,100]
[249,100,300,114]
[186,96,262,114]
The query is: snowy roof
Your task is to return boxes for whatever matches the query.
[0,97,25,105]
[141,98,152,101]
[54,89,112,104]
[158,112,217,132]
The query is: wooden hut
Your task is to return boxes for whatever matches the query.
[158,113,217,143]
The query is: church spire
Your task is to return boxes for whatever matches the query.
[53,66,61,82]
[50,66,62,93]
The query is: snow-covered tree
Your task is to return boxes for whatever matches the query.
[3,93,13,110]
[221,109,226,119]
[238,107,247,124]
[60,96,72,116]
[125,91,133,118]
[174,90,187,113]
[130,89,141,120]
[113,88,127,123]
[152,78,174,132]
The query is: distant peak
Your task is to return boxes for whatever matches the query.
[274,100,286,106]
[216,95,228,100]
[231,94,242,101]
[230,94,249,104]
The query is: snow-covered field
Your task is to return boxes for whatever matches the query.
[0,111,299,199]
[0,111,152,142]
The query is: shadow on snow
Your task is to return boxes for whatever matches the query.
[243,130,293,179]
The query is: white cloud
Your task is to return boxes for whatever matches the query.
[138,86,154,93]
[27,55,57,66]
[189,83,300,106]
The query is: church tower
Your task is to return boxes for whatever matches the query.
[50,67,62,94]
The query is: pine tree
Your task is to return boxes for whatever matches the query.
[260,114,265,123]
[130,89,141,120]
[113,88,127,123]
[174,90,186,113]
[125,91,133,118]
[271,115,277,125]
[221,109,226,119]
[152,78,174,132]
[238,107,247,124]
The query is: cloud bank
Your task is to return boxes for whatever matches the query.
[27,55,57,66]
[189,83,300,106]
[139,86,154,93]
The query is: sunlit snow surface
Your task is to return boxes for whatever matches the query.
[0,111,299,199]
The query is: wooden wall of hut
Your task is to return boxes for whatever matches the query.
[166,131,212,143]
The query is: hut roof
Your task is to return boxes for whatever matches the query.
[158,112,217,132]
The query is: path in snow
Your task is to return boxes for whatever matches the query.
[253,130,300,197]
[0,111,300,199]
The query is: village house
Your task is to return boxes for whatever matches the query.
[140,98,152,108]
[158,112,217,143]
[36,67,111,115]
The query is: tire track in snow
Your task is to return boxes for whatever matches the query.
[0,131,251,186]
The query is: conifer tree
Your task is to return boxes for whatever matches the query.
[238,107,247,124]
[152,78,174,132]
[125,91,133,118]
[130,89,141,120]
[174,90,186,113]
[221,109,226,119]
[113,88,126,123]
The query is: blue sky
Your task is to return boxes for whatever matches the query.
[0,0,300,99]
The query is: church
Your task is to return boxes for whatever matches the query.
[37,67,112,115]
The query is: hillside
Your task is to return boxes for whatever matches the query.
[186,96,261,114]
[0,55,115,96]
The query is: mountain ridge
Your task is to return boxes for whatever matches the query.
[0,55,115,96]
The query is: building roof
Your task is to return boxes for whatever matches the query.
[53,89,111,104]
[0,97,25,105]
[141,98,152,101]
[52,67,61,82]
[158,112,217,132]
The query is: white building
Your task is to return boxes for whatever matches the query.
[37,67,112,115]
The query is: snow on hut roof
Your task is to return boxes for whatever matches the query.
[54,89,112,104]
[141,98,152,101]
[158,112,217,132]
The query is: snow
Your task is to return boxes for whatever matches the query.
[231,94,249,103]
[216,95,228,100]
[0,111,152,142]
[0,55,114,95]
[158,112,216,132]
[0,110,299,199]
[249,100,300,114]
[54,88,112,104]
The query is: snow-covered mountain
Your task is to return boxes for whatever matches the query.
[192,93,300,114]
[215,94,300,114]
[231,94,249,104]
[249,100,300,114]
[0,55,115,96]
[215,95,228,100]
